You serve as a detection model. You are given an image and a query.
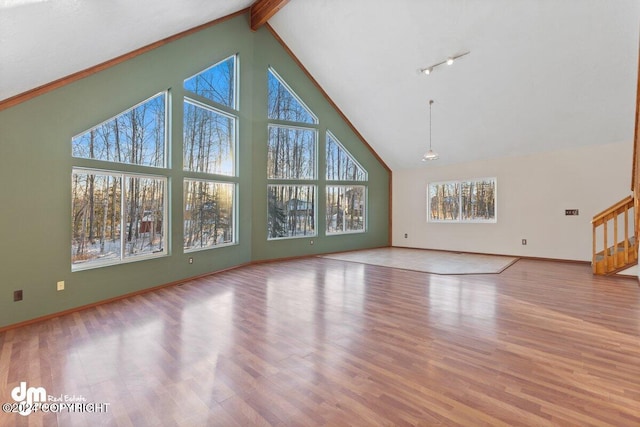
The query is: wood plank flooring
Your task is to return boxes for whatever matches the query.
[0,257,639,426]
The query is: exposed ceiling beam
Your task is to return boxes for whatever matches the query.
[250,0,290,31]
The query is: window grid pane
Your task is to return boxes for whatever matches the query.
[267,68,317,124]
[72,93,166,168]
[184,55,236,109]
[267,185,316,239]
[326,185,366,234]
[326,133,367,181]
[267,126,316,179]
[72,172,122,265]
[183,101,235,176]
[72,170,166,269]
[429,182,460,221]
[461,179,496,221]
[184,180,235,251]
[124,177,165,258]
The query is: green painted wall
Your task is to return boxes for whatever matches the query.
[0,13,389,329]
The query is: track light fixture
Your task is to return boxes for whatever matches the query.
[420,51,470,75]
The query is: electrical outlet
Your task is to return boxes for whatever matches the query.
[13,290,23,302]
[57,281,65,291]
[310,240,314,245]
[188,257,193,264]
[522,239,527,245]
[404,233,408,238]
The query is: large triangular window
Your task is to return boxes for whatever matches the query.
[268,67,317,124]
[184,55,237,109]
[72,93,167,167]
[326,131,367,235]
[326,131,367,181]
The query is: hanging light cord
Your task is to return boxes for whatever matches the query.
[429,99,433,150]
[422,99,438,161]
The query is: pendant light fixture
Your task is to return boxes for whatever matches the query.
[422,100,439,161]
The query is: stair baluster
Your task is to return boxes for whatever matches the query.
[592,195,637,275]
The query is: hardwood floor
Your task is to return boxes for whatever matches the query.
[1,257,639,426]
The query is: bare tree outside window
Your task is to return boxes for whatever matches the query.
[72,171,166,269]
[428,178,496,222]
[325,131,367,234]
[326,132,367,181]
[184,180,235,251]
[182,55,239,251]
[461,179,496,221]
[184,55,236,108]
[72,93,166,167]
[183,101,235,176]
[268,185,316,239]
[71,92,168,270]
[266,68,318,241]
[326,185,366,234]
[268,68,317,124]
[267,126,315,180]
[124,176,165,258]
[72,173,121,265]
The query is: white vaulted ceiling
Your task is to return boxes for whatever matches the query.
[0,0,255,98]
[1,0,639,169]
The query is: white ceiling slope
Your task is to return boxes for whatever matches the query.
[270,0,640,169]
[2,0,639,170]
[0,0,254,99]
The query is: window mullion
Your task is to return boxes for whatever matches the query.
[120,173,126,261]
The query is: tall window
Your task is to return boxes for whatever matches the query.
[183,55,238,251]
[326,132,367,234]
[71,92,168,270]
[184,180,234,249]
[428,178,497,222]
[267,67,318,239]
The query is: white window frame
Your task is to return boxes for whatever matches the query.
[182,55,240,253]
[71,168,169,271]
[267,124,318,181]
[325,131,368,236]
[183,54,239,110]
[326,130,368,181]
[427,177,497,223]
[71,92,168,168]
[325,184,367,235]
[267,184,317,240]
[183,178,237,252]
[183,97,238,176]
[267,67,319,124]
